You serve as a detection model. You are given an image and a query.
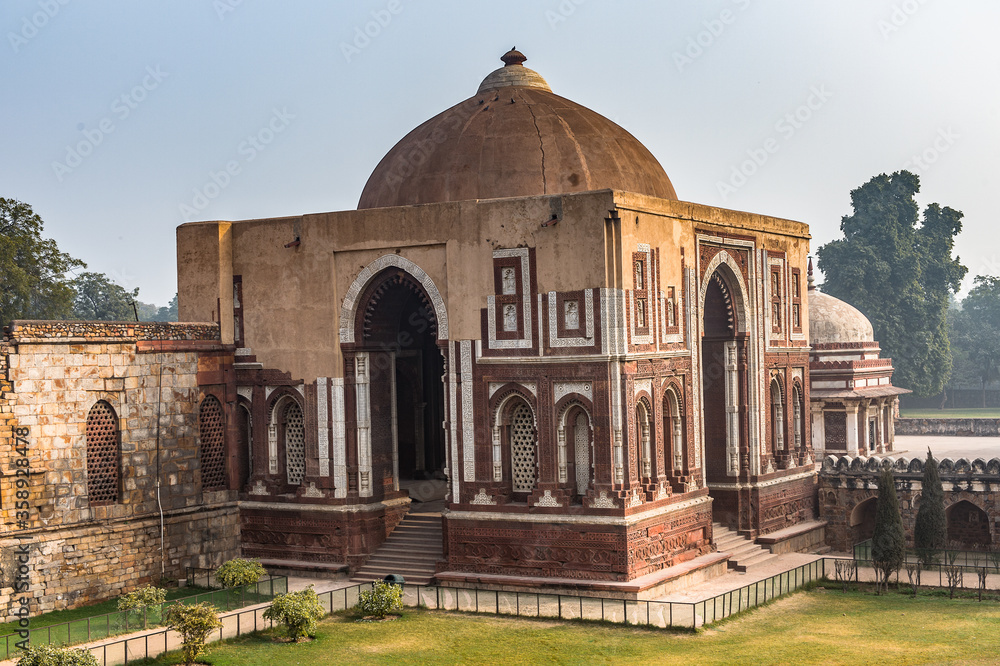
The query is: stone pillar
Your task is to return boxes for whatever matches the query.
[845,401,860,456]
[811,403,825,456]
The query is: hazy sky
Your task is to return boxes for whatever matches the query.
[2,1,997,306]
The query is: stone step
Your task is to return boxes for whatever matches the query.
[737,550,779,570]
[352,506,444,586]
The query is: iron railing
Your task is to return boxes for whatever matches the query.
[0,576,287,660]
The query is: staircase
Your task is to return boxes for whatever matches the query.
[351,505,444,585]
[712,522,778,572]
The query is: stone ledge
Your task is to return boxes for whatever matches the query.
[259,559,350,579]
[435,552,730,601]
[756,520,827,555]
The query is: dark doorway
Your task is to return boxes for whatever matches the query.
[359,268,446,491]
[702,272,737,484]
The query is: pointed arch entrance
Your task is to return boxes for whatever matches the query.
[351,264,447,494]
[700,258,750,530]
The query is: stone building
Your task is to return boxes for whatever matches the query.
[176,49,818,592]
[0,321,239,612]
[807,264,909,457]
[820,454,999,552]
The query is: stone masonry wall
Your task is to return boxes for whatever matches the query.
[895,418,1000,437]
[819,454,1000,552]
[0,321,240,614]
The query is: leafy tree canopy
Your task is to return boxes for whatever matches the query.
[817,171,967,397]
[1,198,176,326]
[948,276,1000,396]
[72,272,139,321]
[0,198,83,324]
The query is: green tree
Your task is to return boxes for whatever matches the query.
[215,558,266,588]
[72,272,139,321]
[0,198,83,325]
[914,449,946,565]
[15,644,99,666]
[871,467,906,594]
[948,276,1000,405]
[163,602,222,665]
[357,579,403,619]
[263,586,325,641]
[117,584,167,629]
[817,171,967,397]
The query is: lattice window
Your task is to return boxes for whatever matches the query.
[86,401,119,505]
[199,396,227,491]
[509,402,536,493]
[284,401,305,485]
[574,413,590,495]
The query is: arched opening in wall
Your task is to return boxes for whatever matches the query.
[664,388,685,488]
[636,400,652,483]
[768,379,784,470]
[946,500,992,550]
[702,266,747,530]
[280,399,305,486]
[198,395,227,491]
[236,403,252,488]
[357,267,446,496]
[849,497,878,545]
[562,404,592,500]
[86,400,120,505]
[505,397,538,500]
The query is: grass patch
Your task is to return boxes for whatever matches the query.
[899,408,1000,419]
[133,590,1000,665]
[0,587,203,636]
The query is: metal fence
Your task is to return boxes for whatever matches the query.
[853,539,1000,569]
[0,576,287,661]
[77,559,829,665]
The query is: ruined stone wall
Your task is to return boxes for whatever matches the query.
[0,321,240,614]
[818,454,1000,552]
[895,418,1000,437]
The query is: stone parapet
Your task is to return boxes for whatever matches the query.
[7,320,219,343]
[896,418,1000,437]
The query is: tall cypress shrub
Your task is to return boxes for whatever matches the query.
[914,449,946,565]
[872,467,906,594]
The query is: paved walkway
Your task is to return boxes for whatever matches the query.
[891,435,1000,460]
[653,552,823,603]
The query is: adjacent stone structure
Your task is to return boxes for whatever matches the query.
[0,321,239,612]
[819,454,999,552]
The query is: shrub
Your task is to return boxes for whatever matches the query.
[263,586,325,641]
[16,644,99,666]
[358,579,403,619]
[871,467,905,595]
[215,558,267,589]
[164,601,222,665]
[117,584,167,628]
[914,449,946,565]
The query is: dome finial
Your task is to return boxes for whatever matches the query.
[808,256,816,291]
[501,47,527,67]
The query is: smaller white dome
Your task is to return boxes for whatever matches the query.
[809,290,874,345]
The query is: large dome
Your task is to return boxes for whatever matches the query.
[809,289,875,345]
[358,48,677,209]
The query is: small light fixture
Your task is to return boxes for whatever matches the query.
[284,237,301,248]
[541,214,559,228]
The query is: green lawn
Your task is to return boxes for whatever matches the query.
[0,583,282,659]
[0,587,201,637]
[137,589,1000,665]
[900,407,1000,419]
